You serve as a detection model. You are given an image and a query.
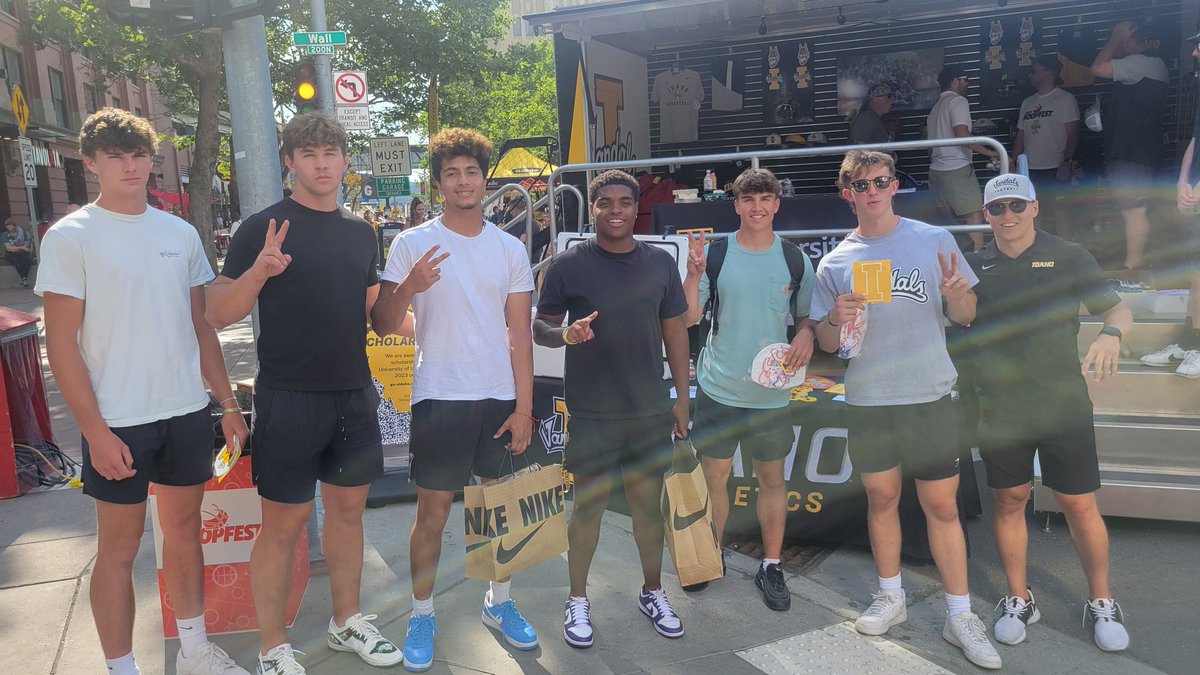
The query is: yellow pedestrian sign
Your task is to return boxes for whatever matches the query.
[11,84,29,136]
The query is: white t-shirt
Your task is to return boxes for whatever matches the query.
[381,218,535,404]
[652,68,704,144]
[927,90,973,171]
[35,204,215,427]
[1017,88,1080,170]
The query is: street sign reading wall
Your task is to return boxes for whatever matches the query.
[292,31,347,46]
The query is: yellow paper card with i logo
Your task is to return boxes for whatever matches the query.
[853,260,892,304]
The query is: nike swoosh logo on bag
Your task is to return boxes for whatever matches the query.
[673,498,709,531]
[496,522,546,565]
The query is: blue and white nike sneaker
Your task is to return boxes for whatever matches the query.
[482,591,539,650]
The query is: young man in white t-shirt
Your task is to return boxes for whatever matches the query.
[811,150,1001,670]
[1013,56,1079,237]
[37,109,250,675]
[372,128,537,672]
[926,66,1000,251]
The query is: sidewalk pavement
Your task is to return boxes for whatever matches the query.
[1,283,1192,674]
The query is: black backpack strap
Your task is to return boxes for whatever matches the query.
[704,237,729,335]
[781,239,809,318]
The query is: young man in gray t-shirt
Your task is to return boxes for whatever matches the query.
[811,150,1001,670]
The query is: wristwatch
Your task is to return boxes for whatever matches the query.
[1100,326,1123,340]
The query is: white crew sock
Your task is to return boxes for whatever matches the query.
[105,651,139,675]
[946,592,972,618]
[176,615,208,659]
[762,558,781,571]
[878,573,903,597]
[488,580,512,605]
[412,594,435,617]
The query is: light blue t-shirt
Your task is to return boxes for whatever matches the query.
[697,235,815,409]
[811,218,978,407]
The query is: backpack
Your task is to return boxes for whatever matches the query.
[696,236,809,350]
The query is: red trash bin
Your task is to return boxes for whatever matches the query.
[0,308,54,498]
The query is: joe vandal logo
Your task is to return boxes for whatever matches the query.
[199,505,261,545]
[538,397,569,454]
[891,268,928,303]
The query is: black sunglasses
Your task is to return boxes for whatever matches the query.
[986,200,1029,217]
[849,176,897,193]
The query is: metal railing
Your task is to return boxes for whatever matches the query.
[543,137,1007,259]
[483,183,587,260]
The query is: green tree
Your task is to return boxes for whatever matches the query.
[434,39,559,157]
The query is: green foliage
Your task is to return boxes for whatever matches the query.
[432,39,559,162]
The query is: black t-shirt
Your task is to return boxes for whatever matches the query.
[957,232,1119,412]
[221,198,379,391]
[537,239,688,420]
[1105,59,1168,167]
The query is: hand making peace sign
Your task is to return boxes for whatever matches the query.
[402,245,451,294]
[938,251,970,303]
[253,219,292,279]
[686,231,707,276]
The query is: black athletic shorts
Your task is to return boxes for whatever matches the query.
[409,398,517,491]
[564,411,674,479]
[82,405,214,505]
[251,384,384,504]
[979,401,1101,495]
[845,395,962,481]
[692,390,795,463]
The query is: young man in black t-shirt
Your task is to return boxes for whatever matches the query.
[207,114,400,674]
[533,170,692,649]
[963,174,1132,653]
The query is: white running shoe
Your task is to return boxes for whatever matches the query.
[993,590,1041,645]
[327,613,403,666]
[177,641,250,674]
[256,644,305,675]
[853,591,906,636]
[943,611,1002,670]
[1085,599,1130,652]
[1176,351,1200,379]
[1140,343,1187,367]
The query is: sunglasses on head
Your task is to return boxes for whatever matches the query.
[986,200,1029,217]
[848,176,897,193]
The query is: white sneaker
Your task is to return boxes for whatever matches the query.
[1140,343,1187,367]
[177,641,250,674]
[1176,351,1200,379]
[256,644,305,675]
[943,611,1002,670]
[1084,599,1130,652]
[854,591,906,636]
[327,613,403,666]
[993,590,1041,645]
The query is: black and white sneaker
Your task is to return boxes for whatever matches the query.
[1085,598,1130,652]
[754,563,791,611]
[993,590,1040,645]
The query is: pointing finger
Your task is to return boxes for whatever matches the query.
[581,311,599,323]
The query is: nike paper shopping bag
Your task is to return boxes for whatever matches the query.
[463,463,569,581]
[662,440,724,587]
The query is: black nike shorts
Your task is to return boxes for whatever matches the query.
[564,411,674,479]
[692,389,795,463]
[980,402,1101,496]
[409,398,517,491]
[845,395,961,481]
[251,384,384,504]
[81,406,214,505]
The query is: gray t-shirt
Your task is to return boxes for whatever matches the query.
[811,218,978,406]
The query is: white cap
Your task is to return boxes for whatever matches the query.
[983,174,1037,205]
[1084,96,1102,133]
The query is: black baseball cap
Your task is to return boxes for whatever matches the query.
[1187,31,1200,44]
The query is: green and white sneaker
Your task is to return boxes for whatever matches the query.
[327,613,403,666]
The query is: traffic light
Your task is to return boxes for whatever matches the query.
[296,60,317,114]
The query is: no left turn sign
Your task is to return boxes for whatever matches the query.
[333,71,368,106]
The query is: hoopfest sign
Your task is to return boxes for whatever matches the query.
[149,457,308,637]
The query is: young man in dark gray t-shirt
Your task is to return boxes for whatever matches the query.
[811,150,1001,670]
